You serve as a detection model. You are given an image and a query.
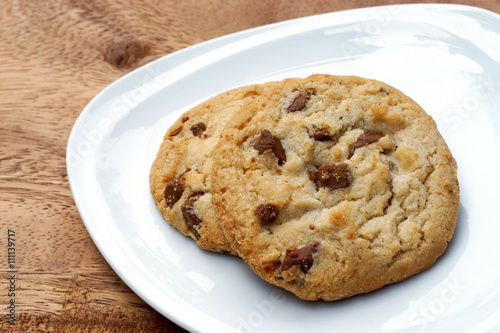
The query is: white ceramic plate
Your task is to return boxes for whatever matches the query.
[67,4,500,332]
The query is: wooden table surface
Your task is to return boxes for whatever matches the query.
[1,0,498,331]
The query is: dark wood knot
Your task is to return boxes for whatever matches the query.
[105,39,150,69]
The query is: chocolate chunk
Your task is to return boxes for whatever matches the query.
[349,129,384,158]
[164,176,184,208]
[310,125,333,141]
[273,137,287,165]
[169,126,182,136]
[181,116,190,123]
[278,242,320,274]
[256,203,279,222]
[310,163,349,190]
[250,130,287,165]
[250,130,274,154]
[164,169,190,208]
[354,129,384,149]
[287,92,310,112]
[190,122,207,137]
[181,192,204,239]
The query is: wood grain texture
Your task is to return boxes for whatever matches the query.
[1,0,499,331]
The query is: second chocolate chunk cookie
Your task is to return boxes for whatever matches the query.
[211,74,459,300]
[150,82,278,254]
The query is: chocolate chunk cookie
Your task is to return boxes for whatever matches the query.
[150,82,278,254]
[211,74,459,300]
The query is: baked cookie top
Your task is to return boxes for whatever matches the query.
[149,82,278,254]
[211,74,459,300]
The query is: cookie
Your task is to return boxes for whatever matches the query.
[149,82,278,254]
[211,74,459,300]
